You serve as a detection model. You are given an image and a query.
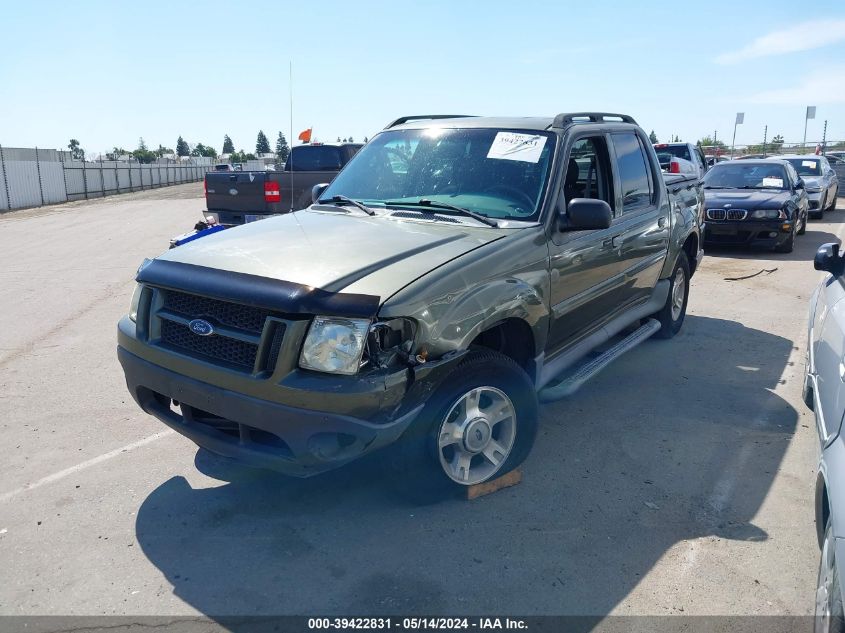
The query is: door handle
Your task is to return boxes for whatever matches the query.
[602,236,618,249]
[658,217,668,228]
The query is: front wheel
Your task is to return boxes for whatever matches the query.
[776,227,795,253]
[387,350,538,502]
[827,189,839,212]
[816,519,845,633]
[798,211,808,235]
[653,252,690,339]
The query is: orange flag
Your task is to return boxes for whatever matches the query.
[298,128,312,143]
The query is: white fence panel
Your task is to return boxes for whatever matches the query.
[0,166,8,210]
[103,168,117,194]
[64,167,86,200]
[117,167,130,192]
[85,165,104,197]
[6,161,42,208]
[39,162,66,205]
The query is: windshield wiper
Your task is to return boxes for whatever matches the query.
[318,195,375,216]
[383,199,499,228]
[703,185,729,189]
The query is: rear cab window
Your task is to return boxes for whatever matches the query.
[284,146,343,171]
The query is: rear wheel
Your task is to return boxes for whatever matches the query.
[653,252,690,339]
[387,350,538,502]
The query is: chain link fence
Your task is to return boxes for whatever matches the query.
[0,146,218,212]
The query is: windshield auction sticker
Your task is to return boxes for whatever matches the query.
[761,177,783,188]
[802,161,818,168]
[487,132,547,163]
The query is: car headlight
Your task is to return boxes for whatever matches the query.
[299,316,371,375]
[129,283,143,322]
[750,209,786,220]
[806,185,821,193]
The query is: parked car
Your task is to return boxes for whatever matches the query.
[204,143,362,226]
[701,159,808,252]
[770,155,839,215]
[117,112,703,496]
[804,243,845,631]
[653,142,708,178]
[827,155,845,166]
[213,164,235,172]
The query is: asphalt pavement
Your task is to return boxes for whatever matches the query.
[0,184,843,618]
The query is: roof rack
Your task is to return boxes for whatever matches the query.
[384,114,477,129]
[550,112,637,129]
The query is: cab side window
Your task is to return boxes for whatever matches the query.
[564,137,613,209]
[610,133,653,214]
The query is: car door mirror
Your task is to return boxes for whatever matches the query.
[311,183,330,204]
[815,243,845,275]
[795,178,804,190]
[559,198,613,231]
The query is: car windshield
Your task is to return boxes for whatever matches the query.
[785,158,821,176]
[703,163,789,189]
[321,127,556,222]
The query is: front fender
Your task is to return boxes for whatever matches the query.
[420,277,549,356]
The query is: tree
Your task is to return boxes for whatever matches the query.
[771,134,785,149]
[697,135,726,150]
[275,131,290,164]
[191,143,218,158]
[255,130,271,155]
[648,130,658,144]
[131,138,157,163]
[176,136,190,157]
[67,139,85,160]
[155,144,173,158]
[222,134,235,154]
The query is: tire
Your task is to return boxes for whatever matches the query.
[798,210,808,235]
[387,350,539,503]
[827,189,839,212]
[652,252,690,339]
[816,519,845,633]
[776,227,795,253]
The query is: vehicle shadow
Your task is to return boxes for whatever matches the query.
[136,315,798,620]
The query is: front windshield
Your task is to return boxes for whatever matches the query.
[703,163,789,190]
[321,127,556,222]
[785,158,821,176]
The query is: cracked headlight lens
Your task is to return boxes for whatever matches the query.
[299,316,371,375]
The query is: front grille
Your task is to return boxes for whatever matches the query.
[152,289,294,373]
[707,209,748,221]
[161,290,270,334]
[160,319,258,370]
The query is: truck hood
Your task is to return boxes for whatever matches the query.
[158,209,505,301]
[704,189,790,210]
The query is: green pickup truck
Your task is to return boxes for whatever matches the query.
[118,112,703,496]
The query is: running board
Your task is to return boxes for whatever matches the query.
[538,318,662,402]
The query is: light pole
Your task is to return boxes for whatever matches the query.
[731,112,744,158]
[803,106,816,151]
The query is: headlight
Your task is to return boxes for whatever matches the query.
[806,185,821,193]
[129,283,143,322]
[299,316,371,375]
[750,209,786,220]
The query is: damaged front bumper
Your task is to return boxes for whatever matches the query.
[117,337,464,477]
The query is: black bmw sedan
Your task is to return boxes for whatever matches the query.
[702,159,809,253]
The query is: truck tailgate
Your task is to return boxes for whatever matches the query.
[206,172,268,213]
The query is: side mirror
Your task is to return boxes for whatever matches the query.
[815,243,845,275]
[795,179,805,189]
[311,183,330,204]
[559,198,613,231]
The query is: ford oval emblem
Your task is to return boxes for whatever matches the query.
[229,188,238,196]
[188,319,214,336]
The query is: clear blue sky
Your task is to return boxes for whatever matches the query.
[1,0,843,156]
